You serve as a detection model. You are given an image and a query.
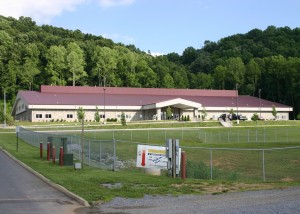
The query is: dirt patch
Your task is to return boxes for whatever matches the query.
[171,182,275,194]
[281,177,294,182]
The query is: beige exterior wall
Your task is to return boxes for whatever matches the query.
[28,108,291,122]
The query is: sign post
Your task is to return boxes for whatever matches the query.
[16,126,20,152]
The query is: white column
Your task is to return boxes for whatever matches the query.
[156,108,161,120]
[194,108,198,120]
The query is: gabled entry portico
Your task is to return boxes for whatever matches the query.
[142,98,202,120]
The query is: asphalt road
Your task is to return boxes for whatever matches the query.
[0,150,82,214]
[80,186,300,214]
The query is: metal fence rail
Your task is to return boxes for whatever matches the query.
[18,126,300,182]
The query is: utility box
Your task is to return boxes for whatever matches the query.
[63,153,74,166]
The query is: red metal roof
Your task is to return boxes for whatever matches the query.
[40,85,236,97]
[19,86,291,109]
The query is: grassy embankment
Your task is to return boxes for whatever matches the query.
[1,120,300,203]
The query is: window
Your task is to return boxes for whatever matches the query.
[100,114,105,118]
[67,114,73,118]
[36,114,42,118]
[45,114,52,118]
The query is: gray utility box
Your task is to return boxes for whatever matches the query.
[63,153,74,166]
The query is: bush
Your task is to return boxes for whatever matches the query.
[121,112,126,126]
[297,114,300,120]
[251,113,259,121]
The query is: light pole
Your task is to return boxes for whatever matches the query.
[103,88,106,124]
[235,83,239,124]
[3,90,6,128]
[259,89,262,118]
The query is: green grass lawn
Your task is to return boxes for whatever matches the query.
[1,121,300,204]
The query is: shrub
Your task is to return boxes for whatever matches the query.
[121,112,126,126]
[251,113,259,121]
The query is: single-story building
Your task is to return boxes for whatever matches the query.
[12,85,293,122]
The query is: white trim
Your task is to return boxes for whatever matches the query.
[143,98,202,110]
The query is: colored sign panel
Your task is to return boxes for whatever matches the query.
[136,145,168,169]
[136,144,181,169]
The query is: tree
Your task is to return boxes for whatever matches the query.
[225,57,245,89]
[94,106,100,122]
[213,65,227,89]
[245,59,261,95]
[272,105,277,120]
[121,112,126,126]
[166,106,172,120]
[18,43,41,90]
[77,107,85,168]
[67,42,87,86]
[91,46,117,86]
[45,45,67,85]
[201,107,207,120]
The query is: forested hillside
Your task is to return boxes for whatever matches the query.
[1,15,300,118]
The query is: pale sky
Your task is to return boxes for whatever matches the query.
[0,0,299,55]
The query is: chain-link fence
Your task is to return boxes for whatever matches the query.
[18,126,300,182]
[79,126,300,144]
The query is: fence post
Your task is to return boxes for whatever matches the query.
[99,141,101,165]
[210,149,213,180]
[228,131,229,143]
[264,127,266,143]
[88,140,91,166]
[52,146,56,165]
[248,130,250,143]
[40,142,43,159]
[256,130,258,143]
[113,139,116,171]
[47,142,50,161]
[165,130,167,140]
[262,149,266,182]
[59,147,63,166]
[181,151,186,180]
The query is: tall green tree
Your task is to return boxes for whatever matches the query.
[45,45,67,85]
[20,43,41,90]
[67,42,86,86]
[245,59,261,95]
[91,46,117,86]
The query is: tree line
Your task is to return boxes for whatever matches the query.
[0,16,300,119]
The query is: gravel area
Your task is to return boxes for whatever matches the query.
[77,186,300,214]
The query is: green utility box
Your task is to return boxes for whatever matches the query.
[63,153,74,166]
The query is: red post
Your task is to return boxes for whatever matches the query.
[181,151,186,180]
[47,143,50,161]
[59,147,64,166]
[40,142,43,159]
[52,146,56,164]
